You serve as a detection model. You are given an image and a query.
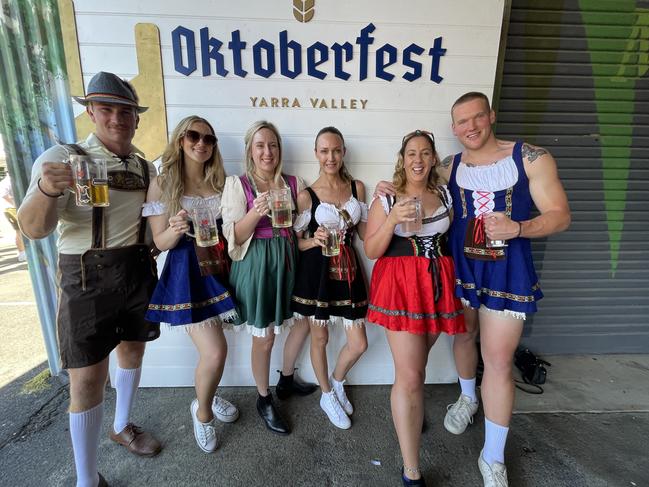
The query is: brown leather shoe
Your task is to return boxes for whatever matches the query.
[109,423,162,457]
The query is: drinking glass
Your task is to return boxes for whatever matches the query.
[322,222,341,257]
[268,188,292,228]
[90,158,109,207]
[70,155,92,207]
[401,196,422,233]
[191,206,219,247]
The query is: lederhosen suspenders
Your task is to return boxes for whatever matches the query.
[65,144,150,250]
[65,145,151,290]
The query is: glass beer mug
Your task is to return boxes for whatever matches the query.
[191,206,219,247]
[69,155,110,207]
[90,159,109,207]
[401,196,422,233]
[322,221,341,257]
[268,188,292,228]
[70,155,93,207]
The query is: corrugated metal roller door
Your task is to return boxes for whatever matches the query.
[495,0,649,353]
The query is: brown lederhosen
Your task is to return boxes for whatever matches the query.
[57,151,160,369]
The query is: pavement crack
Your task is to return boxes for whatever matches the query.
[0,384,68,450]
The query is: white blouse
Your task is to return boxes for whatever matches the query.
[377,185,452,237]
[221,174,306,261]
[455,156,518,217]
[293,195,368,232]
[455,156,518,192]
[142,194,223,218]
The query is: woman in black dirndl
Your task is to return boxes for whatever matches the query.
[292,127,369,430]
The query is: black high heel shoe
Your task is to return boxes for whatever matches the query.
[401,467,426,486]
[256,390,290,435]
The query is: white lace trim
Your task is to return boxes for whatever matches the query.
[293,209,311,232]
[239,317,295,337]
[143,195,223,218]
[293,312,365,329]
[455,156,518,193]
[142,200,166,217]
[461,299,527,321]
[181,194,222,218]
[162,310,240,333]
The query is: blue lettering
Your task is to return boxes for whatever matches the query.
[402,43,424,82]
[307,42,329,80]
[171,24,445,83]
[200,28,228,77]
[376,43,397,81]
[356,23,375,81]
[428,36,446,84]
[228,30,248,77]
[172,26,196,76]
[331,42,353,81]
[279,30,302,79]
[253,39,276,78]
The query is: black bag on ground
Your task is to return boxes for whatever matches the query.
[514,347,550,385]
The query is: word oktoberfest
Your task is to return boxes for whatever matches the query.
[172,23,446,83]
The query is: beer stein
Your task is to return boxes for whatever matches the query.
[268,188,292,228]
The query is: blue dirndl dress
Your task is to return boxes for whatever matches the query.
[447,141,543,318]
[146,231,239,328]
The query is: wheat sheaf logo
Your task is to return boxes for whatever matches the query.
[293,0,315,22]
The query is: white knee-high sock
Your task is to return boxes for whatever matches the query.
[459,376,477,403]
[113,366,141,433]
[70,402,104,487]
[483,417,509,465]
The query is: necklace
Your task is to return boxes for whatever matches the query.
[252,171,272,183]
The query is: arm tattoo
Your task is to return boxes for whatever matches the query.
[522,143,548,163]
[440,155,453,168]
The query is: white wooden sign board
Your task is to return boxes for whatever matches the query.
[70,0,506,386]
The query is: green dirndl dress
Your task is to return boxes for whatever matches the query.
[229,174,299,337]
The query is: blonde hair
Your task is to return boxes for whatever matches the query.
[315,126,353,184]
[392,131,441,196]
[244,120,284,184]
[158,116,225,216]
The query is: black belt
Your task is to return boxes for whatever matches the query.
[383,235,449,302]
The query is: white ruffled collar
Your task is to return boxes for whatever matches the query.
[456,156,519,192]
[314,196,362,227]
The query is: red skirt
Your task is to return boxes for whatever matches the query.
[368,255,465,335]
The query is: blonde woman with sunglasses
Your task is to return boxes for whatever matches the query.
[144,116,240,453]
[364,130,465,486]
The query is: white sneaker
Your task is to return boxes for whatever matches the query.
[212,395,240,423]
[330,376,353,415]
[478,450,508,487]
[320,391,351,429]
[191,399,218,453]
[444,393,479,434]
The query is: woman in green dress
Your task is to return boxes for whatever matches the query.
[222,120,311,434]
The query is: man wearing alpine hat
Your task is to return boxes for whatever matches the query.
[18,72,162,487]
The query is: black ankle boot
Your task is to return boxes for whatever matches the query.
[256,391,290,435]
[275,369,318,400]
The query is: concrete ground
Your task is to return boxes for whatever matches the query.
[1,231,648,487]
[1,370,647,487]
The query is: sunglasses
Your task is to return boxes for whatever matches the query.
[183,129,217,146]
[401,129,435,148]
